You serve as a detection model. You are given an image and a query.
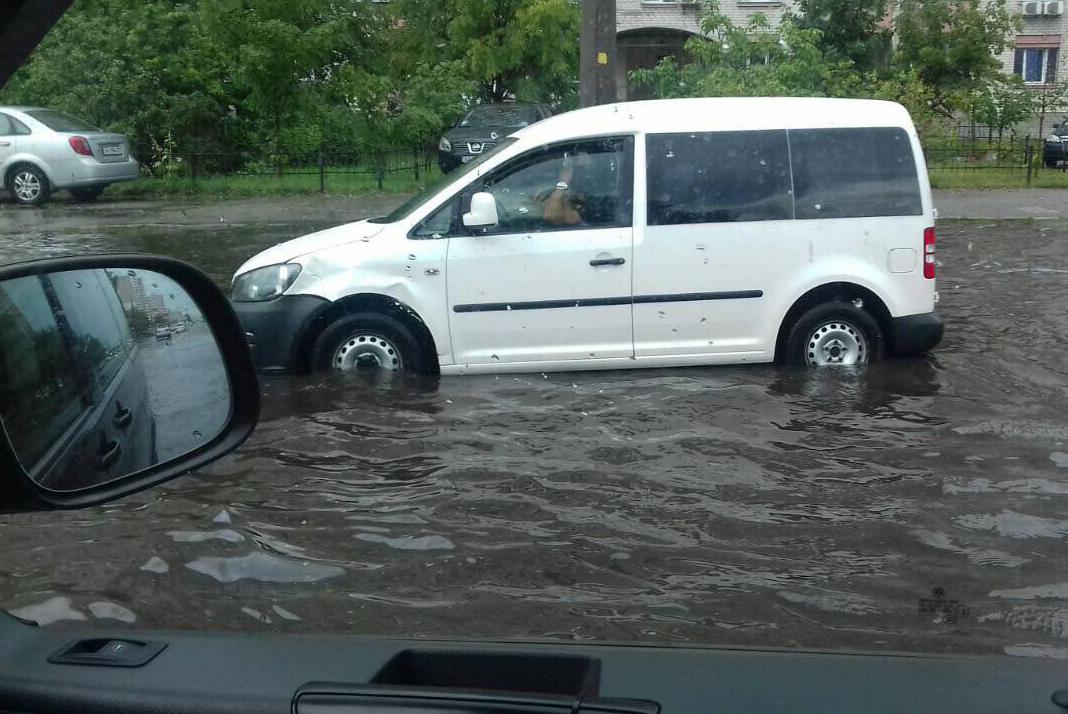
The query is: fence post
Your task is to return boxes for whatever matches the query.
[1026,137,1034,186]
[189,152,198,192]
[318,148,325,194]
[413,145,420,181]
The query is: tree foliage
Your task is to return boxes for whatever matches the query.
[790,0,890,72]
[0,0,579,167]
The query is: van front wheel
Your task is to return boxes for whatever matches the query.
[783,302,883,367]
[310,313,426,374]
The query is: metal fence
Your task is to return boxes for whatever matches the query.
[151,143,438,191]
[923,133,1045,185]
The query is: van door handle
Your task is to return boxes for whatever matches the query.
[0,141,11,147]
[589,257,625,267]
[96,439,122,471]
[113,402,133,429]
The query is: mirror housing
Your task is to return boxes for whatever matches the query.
[0,254,259,512]
[463,191,499,229]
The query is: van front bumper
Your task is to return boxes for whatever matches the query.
[232,295,330,374]
[889,311,944,356]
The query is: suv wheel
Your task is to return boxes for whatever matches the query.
[783,301,884,367]
[9,165,50,206]
[310,313,429,374]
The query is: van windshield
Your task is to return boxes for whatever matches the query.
[369,138,517,224]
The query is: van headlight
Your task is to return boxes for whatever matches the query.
[231,263,302,302]
[439,136,452,152]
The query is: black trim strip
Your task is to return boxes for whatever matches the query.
[453,290,763,313]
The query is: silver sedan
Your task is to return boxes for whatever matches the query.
[0,106,139,205]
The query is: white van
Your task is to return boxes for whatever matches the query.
[231,97,943,376]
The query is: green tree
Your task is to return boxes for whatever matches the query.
[0,0,233,164]
[893,0,1020,114]
[388,0,580,105]
[966,75,1033,142]
[790,0,891,71]
[631,2,863,99]
[198,0,389,161]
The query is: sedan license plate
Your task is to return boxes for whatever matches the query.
[101,145,122,156]
[461,155,474,163]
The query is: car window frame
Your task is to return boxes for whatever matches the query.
[645,129,795,227]
[461,134,635,238]
[0,112,31,137]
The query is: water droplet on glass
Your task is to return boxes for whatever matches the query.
[74,281,82,288]
[491,354,500,361]
[192,430,202,439]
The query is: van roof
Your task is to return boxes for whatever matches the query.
[513,97,914,143]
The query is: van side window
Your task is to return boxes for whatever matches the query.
[646,131,792,225]
[411,198,457,239]
[479,137,633,233]
[789,127,922,219]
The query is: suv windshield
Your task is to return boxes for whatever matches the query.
[24,109,100,132]
[460,105,539,128]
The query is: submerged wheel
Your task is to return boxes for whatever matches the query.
[783,301,883,367]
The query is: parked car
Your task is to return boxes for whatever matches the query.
[232,97,943,376]
[0,106,139,206]
[1044,117,1068,168]
[438,103,552,174]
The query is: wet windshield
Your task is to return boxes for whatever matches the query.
[3,0,1068,665]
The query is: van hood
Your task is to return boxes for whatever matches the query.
[234,220,386,278]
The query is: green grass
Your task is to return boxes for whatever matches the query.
[928,167,1068,189]
[107,167,442,200]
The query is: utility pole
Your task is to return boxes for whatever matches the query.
[580,0,619,108]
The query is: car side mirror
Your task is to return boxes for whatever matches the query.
[463,191,499,229]
[0,255,259,512]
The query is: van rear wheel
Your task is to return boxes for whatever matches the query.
[783,301,883,367]
[310,313,427,374]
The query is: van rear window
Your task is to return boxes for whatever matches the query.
[647,131,792,225]
[789,127,922,219]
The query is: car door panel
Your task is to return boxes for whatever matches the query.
[446,136,635,367]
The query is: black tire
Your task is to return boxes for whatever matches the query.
[1046,157,1058,169]
[310,312,431,374]
[7,164,50,206]
[70,185,106,201]
[782,301,884,367]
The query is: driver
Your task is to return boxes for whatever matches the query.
[541,152,587,226]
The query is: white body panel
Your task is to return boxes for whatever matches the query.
[234,98,938,375]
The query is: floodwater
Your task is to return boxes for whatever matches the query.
[1,201,1068,659]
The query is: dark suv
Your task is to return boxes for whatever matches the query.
[1044,117,1068,168]
[438,103,552,174]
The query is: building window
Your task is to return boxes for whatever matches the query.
[1014,47,1059,84]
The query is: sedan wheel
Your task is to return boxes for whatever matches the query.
[9,166,50,206]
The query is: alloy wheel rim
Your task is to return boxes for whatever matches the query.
[333,334,403,372]
[13,171,41,202]
[805,321,868,366]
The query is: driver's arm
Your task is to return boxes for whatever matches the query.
[542,164,581,226]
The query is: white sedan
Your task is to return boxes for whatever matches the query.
[0,106,139,205]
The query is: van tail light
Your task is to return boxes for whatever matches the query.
[68,136,93,156]
[923,227,936,279]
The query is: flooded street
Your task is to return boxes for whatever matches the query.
[1,198,1068,658]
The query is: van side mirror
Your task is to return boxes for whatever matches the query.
[463,191,499,229]
[0,255,259,512]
